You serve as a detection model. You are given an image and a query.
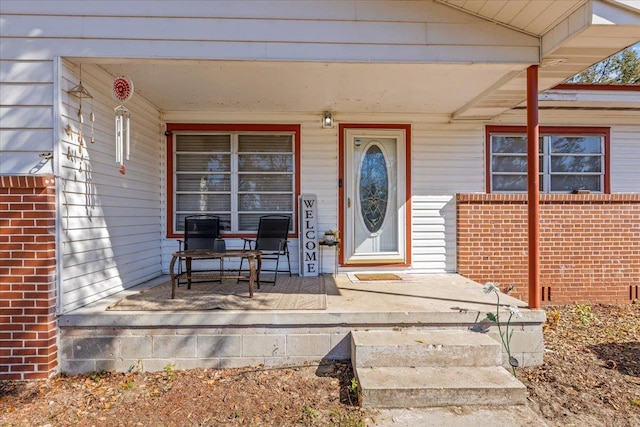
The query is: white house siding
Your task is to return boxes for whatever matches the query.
[298,116,340,274]
[493,109,640,194]
[58,62,163,313]
[0,60,55,174]
[411,121,485,272]
[0,1,538,64]
[611,126,640,193]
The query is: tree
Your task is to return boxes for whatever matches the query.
[568,44,640,84]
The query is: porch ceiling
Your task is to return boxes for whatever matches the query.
[95,60,522,115]
[437,0,587,36]
[92,0,639,121]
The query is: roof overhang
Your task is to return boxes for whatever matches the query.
[85,1,639,121]
[534,85,640,110]
[451,0,640,120]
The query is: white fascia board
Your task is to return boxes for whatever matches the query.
[596,0,640,24]
[542,0,640,57]
[541,2,593,57]
[509,88,640,109]
[538,89,640,107]
[608,1,640,12]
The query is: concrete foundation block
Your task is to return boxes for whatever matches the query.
[197,335,242,358]
[241,335,285,357]
[72,337,118,359]
[61,359,97,375]
[287,334,331,357]
[120,336,153,359]
[152,335,197,358]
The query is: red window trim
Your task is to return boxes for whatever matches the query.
[165,123,301,239]
[485,126,611,194]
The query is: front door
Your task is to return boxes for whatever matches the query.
[343,128,407,265]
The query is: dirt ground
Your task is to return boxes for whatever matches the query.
[520,303,639,427]
[1,304,639,427]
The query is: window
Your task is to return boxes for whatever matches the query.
[486,126,610,194]
[167,124,300,236]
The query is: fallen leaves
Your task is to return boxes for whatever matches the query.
[521,303,640,427]
[1,361,358,426]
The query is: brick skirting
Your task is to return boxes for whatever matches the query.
[0,175,58,380]
[457,193,640,306]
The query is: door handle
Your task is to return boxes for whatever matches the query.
[347,197,351,208]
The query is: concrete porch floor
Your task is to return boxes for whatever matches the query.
[60,273,540,319]
[57,273,546,375]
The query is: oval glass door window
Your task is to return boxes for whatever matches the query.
[359,144,388,233]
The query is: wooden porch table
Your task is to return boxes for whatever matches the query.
[169,249,261,299]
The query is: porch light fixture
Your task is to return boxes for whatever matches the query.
[322,112,333,128]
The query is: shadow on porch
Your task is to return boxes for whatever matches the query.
[57,273,546,375]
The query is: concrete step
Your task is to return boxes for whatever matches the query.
[351,329,502,368]
[355,366,526,408]
[368,406,549,427]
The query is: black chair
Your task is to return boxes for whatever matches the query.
[239,215,291,285]
[177,215,222,285]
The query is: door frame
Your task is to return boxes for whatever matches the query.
[338,123,412,268]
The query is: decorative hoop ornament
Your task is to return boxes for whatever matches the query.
[112,76,134,103]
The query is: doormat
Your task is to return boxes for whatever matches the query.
[107,275,326,311]
[354,273,402,281]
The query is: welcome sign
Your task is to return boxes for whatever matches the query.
[298,194,319,276]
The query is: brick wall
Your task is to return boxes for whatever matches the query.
[457,193,640,306]
[0,175,58,380]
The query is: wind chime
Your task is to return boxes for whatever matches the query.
[112,76,134,174]
[67,65,95,176]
